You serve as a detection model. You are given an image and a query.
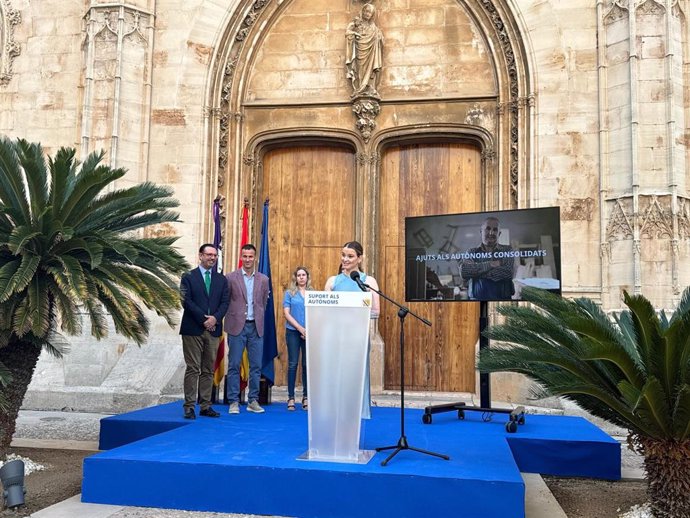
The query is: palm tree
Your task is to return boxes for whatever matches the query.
[0,137,190,455]
[478,286,690,518]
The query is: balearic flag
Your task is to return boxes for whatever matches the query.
[212,198,226,389]
[258,198,278,385]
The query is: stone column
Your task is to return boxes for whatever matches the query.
[80,1,155,184]
[598,0,689,308]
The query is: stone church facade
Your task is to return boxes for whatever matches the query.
[1,0,689,411]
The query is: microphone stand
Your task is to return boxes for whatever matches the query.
[358,279,450,466]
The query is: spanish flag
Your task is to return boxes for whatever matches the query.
[237,202,250,394]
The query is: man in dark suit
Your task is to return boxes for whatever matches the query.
[224,243,270,414]
[179,244,230,419]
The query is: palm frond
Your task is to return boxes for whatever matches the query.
[14,139,49,220]
[635,376,672,436]
[480,287,688,441]
[80,283,108,341]
[60,159,126,224]
[671,384,690,440]
[7,225,41,254]
[79,182,179,232]
[54,254,88,299]
[612,311,645,370]
[41,329,71,358]
[48,147,77,216]
[624,292,664,377]
[2,254,40,301]
[45,276,81,335]
[0,136,31,225]
[12,297,33,337]
[2,138,189,370]
[96,281,149,345]
[27,276,51,338]
[0,258,21,302]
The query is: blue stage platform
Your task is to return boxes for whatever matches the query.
[82,401,620,518]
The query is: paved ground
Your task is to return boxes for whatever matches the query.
[10,389,644,518]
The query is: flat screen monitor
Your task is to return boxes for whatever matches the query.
[405,207,561,302]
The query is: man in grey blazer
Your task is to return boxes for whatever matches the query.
[225,243,270,414]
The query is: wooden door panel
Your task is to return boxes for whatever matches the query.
[379,143,481,392]
[261,146,355,386]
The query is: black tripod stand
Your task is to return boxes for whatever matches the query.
[353,274,449,466]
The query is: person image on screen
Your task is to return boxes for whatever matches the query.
[324,241,380,419]
[179,244,230,420]
[460,217,515,300]
[283,266,313,411]
[224,244,270,415]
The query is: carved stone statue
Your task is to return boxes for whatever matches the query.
[345,3,383,99]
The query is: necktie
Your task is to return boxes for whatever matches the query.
[204,270,211,295]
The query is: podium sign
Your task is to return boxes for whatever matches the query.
[300,291,375,464]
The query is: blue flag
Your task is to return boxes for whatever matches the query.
[212,198,223,273]
[258,199,277,385]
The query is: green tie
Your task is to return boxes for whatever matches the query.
[204,270,211,294]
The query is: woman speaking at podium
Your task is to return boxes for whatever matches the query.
[325,241,380,419]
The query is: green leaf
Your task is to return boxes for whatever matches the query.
[15,139,49,221]
[1,138,189,371]
[671,384,690,440]
[480,287,686,441]
[24,276,51,338]
[7,226,41,254]
[0,258,21,302]
[0,137,32,226]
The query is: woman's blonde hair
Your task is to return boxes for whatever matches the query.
[288,265,313,295]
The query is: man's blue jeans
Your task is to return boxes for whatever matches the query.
[228,321,263,403]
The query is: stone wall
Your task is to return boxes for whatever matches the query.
[1,0,689,411]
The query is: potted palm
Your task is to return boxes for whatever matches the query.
[478,286,690,518]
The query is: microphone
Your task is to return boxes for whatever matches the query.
[349,270,368,292]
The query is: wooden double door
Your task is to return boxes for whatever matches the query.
[260,141,480,392]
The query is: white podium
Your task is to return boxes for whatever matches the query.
[299,291,375,464]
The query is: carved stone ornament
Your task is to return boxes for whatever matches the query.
[352,97,381,142]
[356,152,380,165]
[479,0,520,207]
[242,153,255,166]
[1,0,22,86]
[639,195,672,239]
[87,6,150,51]
[216,0,271,189]
[636,0,665,16]
[465,104,484,126]
[606,198,634,240]
[604,0,629,24]
[676,197,690,239]
[481,148,496,162]
[600,242,611,260]
[671,0,683,18]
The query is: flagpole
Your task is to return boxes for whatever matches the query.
[258,198,278,405]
